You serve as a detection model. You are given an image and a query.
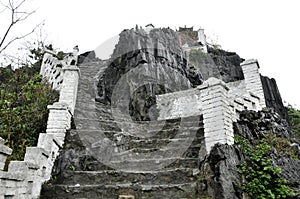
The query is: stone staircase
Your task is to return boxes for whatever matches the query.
[41,60,205,198]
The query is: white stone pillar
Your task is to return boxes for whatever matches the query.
[198,77,234,153]
[59,66,80,115]
[197,28,207,53]
[46,102,72,142]
[241,59,266,108]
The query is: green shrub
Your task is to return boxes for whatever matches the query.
[0,55,59,162]
[235,135,295,198]
[267,134,298,160]
[288,105,300,140]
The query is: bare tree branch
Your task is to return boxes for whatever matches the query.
[0,21,42,54]
[0,2,8,14]
[0,0,37,54]
[14,0,26,10]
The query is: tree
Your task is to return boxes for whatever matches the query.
[0,50,59,162]
[0,1,61,164]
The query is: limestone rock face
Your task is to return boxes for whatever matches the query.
[100,28,188,102]
[261,75,289,122]
[206,46,245,82]
[197,109,300,199]
[97,28,203,121]
[235,109,300,194]
[205,144,243,199]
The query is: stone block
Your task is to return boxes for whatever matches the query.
[46,132,66,144]
[119,195,135,199]
[46,121,70,129]
[8,161,28,177]
[0,144,12,170]
[37,134,54,153]
[200,92,227,101]
[24,147,49,167]
[4,179,18,188]
[0,144,12,156]
[201,101,229,110]
[204,118,226,127]
[205,123,231,133]
[203,110,226,119]
[17,185,28,194]
[200,89,227,100]
[47,113,71,121]
[37,134,62,163]
[5,186,17,196]
[205,132,228,141]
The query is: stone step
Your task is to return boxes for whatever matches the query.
[41,182,198,199]
[75,131,203,159]
[51,168,199,186]
[75,125,203,141]
[105,148,200,162]
[76,103,203,124]
[116,137,204,149]
[69,156,199,172]
[101,127,203,140]
[103,157,199,172]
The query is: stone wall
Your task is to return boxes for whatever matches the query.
[40,51,64,90]
[0,128,64,198]
[156,88,201,120]
[0,52,80,199]
[40,47,79,91]
[199,78,234,152]
[156,59,266,153]
[241,59,266,108]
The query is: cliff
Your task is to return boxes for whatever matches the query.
[261,75,290,121]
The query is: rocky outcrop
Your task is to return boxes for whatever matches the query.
[261,75,290,122]
[198,144,244,199]
[98,28,203,103]
[234,109,300,196]
[96,28,204,121]
[195,108,300,199]
[187,46,245,102]
[204,46,245,82]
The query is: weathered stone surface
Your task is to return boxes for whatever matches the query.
[205,46,245,83]
[97,28,203,121]
[204,144,243,199]
[261,75,289,122]
[234,109,300,196]
[241,59,266,108]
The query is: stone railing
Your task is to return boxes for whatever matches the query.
[157,59,266,153]
[40,46,79,91]
[0,52,80,198]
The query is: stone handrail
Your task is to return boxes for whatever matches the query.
[0,50,80,198]
[157,59,266,153]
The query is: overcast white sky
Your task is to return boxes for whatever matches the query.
[1,0,300,108]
